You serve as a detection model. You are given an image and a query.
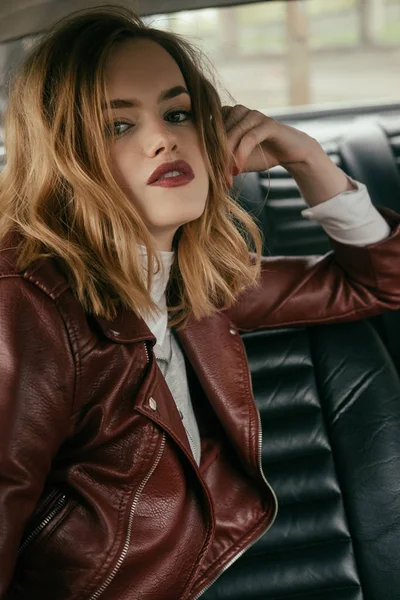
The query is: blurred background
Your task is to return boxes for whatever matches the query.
[143,0,400,108]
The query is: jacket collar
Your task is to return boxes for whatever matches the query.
[17,252,157,346]
[0,228,155,346]
[92,310,156,345]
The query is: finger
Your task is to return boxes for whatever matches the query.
[222,104,250,134]
[234,121,273,172]
[224,110,263,178]
[221,105,233,121]
[226,110,266,159]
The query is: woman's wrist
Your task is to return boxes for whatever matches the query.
[284,149,357,207]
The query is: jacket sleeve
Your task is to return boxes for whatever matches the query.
[225,206,400,331]
[0,277,75,597]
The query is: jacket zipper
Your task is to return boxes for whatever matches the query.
[143,340,149,363]
[18,492,67,555]
[89,433,166,599]
[190,386,278,600]
[89,340,162,600]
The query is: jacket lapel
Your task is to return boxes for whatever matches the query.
[92,310,196,462]
[176,312,260,479]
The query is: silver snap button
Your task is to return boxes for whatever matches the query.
[110,329,120,336]
[229,326,236,335]
[149,397,157,411]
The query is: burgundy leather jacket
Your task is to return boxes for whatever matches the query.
[1,205,400,600]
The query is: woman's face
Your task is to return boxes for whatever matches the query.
[104,38,210,251]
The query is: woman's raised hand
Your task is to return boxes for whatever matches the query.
[221,104,353,205]
[222,104,321,186]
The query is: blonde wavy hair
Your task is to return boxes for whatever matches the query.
[0,5,264,330]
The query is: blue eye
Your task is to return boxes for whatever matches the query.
[112,121,131,136]
[165,110,193,123]
[104,121,131,137]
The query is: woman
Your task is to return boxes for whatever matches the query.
[1,5,400,600]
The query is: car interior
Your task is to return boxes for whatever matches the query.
[1,0,400,598]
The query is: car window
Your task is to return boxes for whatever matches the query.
[141,0,400,111]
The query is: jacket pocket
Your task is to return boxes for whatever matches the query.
[18,488,71,556]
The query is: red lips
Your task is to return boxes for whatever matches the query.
[147,160,194,185]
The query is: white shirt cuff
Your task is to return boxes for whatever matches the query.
[301,176,391,246]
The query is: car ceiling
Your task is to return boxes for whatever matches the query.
[0,0,279,44]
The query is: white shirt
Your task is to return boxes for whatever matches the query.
[301,177,390,244]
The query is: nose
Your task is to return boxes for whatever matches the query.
[143,118,178,158]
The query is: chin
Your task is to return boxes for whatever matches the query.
[153,208,205,229]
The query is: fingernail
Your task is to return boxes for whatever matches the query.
[232,166,239,176]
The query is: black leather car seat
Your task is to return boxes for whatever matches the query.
[203,318,400,599]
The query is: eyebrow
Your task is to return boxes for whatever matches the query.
[102,85,190,110]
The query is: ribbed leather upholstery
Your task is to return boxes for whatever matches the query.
[202,319,400,599]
